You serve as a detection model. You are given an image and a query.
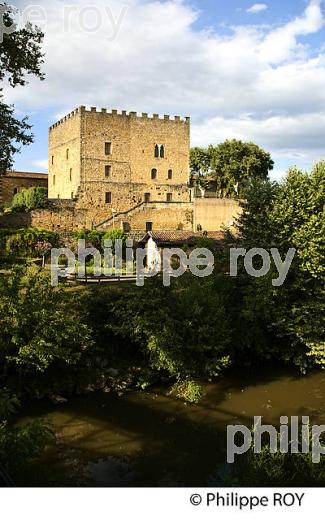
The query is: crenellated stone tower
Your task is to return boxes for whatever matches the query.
[48,106,192,231]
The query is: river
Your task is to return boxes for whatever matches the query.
[17,367,325,486]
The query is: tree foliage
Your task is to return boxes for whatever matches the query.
[0,266,92,376]
[232,163,325,370]
[11,187,48,212]
[190,140,274,197]
[88,274,232,380]
[0,3,44,175]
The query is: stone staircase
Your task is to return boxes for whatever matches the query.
[94,201,149,230]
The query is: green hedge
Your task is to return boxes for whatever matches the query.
[0,228,60,258]
[11,187,48,212]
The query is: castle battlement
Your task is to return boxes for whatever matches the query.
[49,106,190,131]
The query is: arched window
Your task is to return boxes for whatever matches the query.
[160,145,165,158]
[13,188,18,195]
[151,168,157,180]
[154,144,159,158]
[168,169,173,180]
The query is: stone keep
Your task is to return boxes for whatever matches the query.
[48,106,191,229]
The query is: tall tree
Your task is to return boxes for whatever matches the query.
[210,139,274,197]
[0,3,44,175]
[190,140,274,197]
[232,164,325,371]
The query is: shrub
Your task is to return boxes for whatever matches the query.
[0,266,93,379]
[11,187,48,212]
[229,431,325,486]
[3,229,59,258]
[169,380,203,404]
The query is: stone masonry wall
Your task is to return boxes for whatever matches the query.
[0,201,83,231]
[48,107,190,230]
[97,202,194,232]
[48,108,81,200]
[194,198,242,231]
[0,172,48,205]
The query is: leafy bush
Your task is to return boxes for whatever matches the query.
[11,187,48,212]
[3,228,59,258]
[102,228,127,253]
[169,380,203,404]
[0,266,93,382]
[229,432,325,486]
[0,389,53,484]
[84,273,232,381]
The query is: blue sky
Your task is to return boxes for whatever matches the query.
[6,0,325,179]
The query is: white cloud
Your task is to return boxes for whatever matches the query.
[246,4,268,14]
[5,0,325,174]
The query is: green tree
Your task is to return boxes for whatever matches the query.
[232,163,325,371]
[190,147,211,176]
[0,3,44,175]
[209,140,274,197]
[0,266,92,377]
[100,274,231,380]
[190,140,274,197]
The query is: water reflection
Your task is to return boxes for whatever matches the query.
[19,367,325,486]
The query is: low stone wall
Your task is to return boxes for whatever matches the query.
[0,201,82,231]
[194,198,241,231]
[0,198,241,232]
[98,202,194,232]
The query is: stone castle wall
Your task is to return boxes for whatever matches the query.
[0,201,80,231]
[48,107,190,230]
[0,172,48,205]
[0,198,242,233]
[48,108,81,200]
[194,198,241,231]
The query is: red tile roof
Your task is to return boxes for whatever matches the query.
[139,230,225,246]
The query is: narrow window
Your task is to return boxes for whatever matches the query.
[146,222,153,232]
[57,194,60,199]
[105,142,112,155]
[144,193,151,203]
[105,165,111,178]
[168,169,173,180]
[105,192,112,204]
[160,145,165,158]
[66,149,69,160]
[122,222,130,232]
[69,168,72,181]
[167,193,173,202]
[51,156,54,165]
[13,188,18,195]
[154,144,159,158]
[71,192,74,199]
[53,175,56,186]
[151,168,157,180]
